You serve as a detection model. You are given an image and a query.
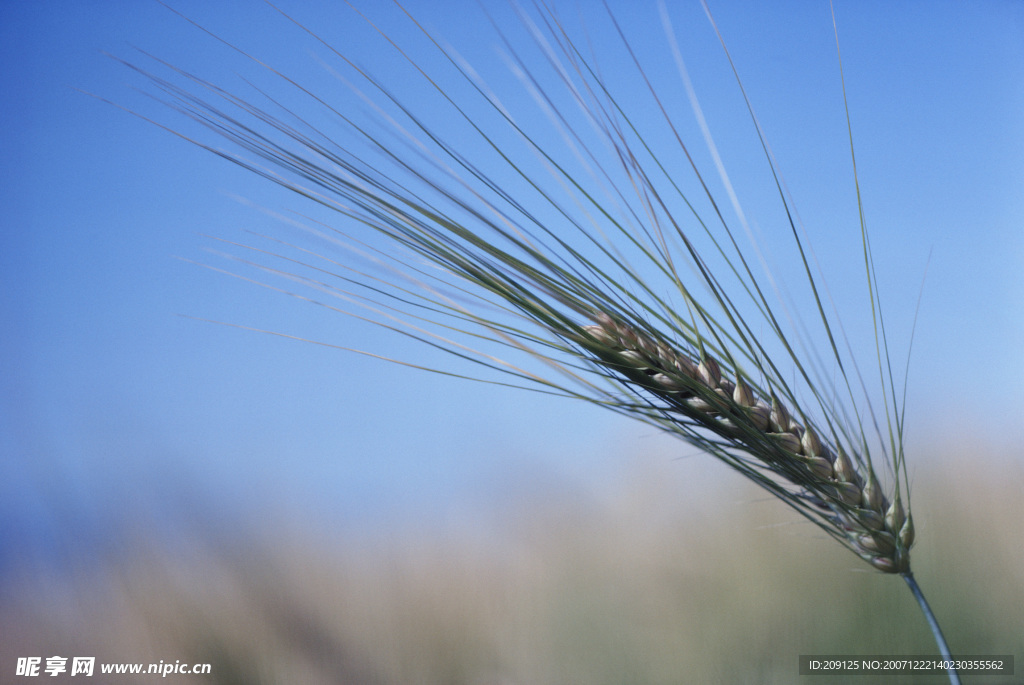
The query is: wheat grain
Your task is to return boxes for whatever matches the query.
[577,311,913,573]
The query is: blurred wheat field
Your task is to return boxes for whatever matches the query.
[3,444,1021,684]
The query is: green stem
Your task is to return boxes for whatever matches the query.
[902,572,960,685]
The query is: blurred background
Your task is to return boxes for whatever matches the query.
[2,1,1022,682]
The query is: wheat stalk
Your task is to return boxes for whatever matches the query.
[111,0,960,680]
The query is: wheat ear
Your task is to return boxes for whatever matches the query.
[579,311,912,573]
[115,0,961,680]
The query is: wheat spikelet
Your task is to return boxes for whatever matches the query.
[578,311,913,573]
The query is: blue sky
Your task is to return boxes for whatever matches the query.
[3,1,1022,569]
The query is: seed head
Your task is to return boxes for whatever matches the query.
[578,313,913,573]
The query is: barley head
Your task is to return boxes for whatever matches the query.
[121,0,919,578]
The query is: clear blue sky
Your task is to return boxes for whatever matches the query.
[2,1,1022,570]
